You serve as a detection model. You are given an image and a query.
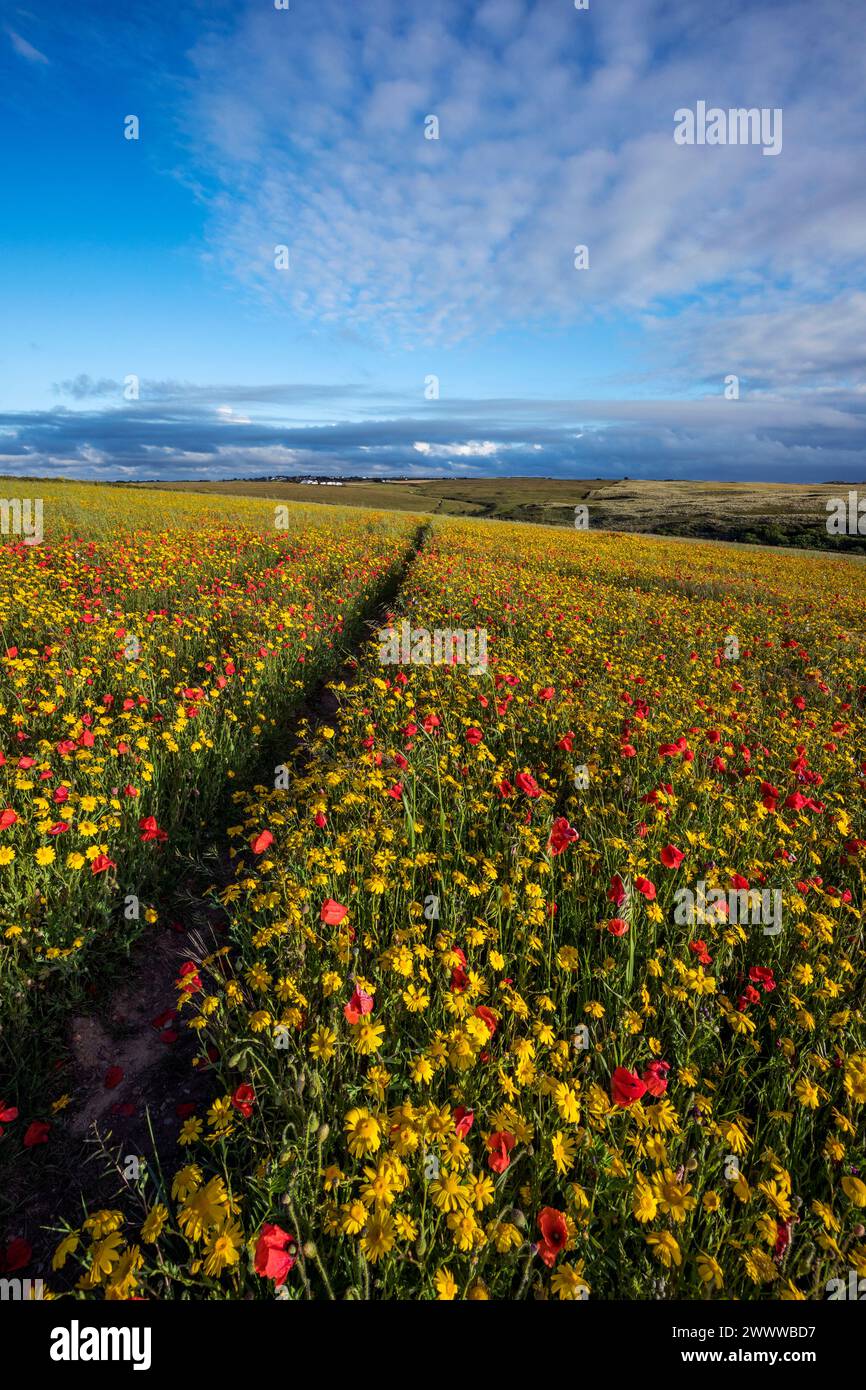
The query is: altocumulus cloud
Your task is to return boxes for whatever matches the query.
[183,0,866,363]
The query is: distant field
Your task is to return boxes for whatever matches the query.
[136,476,866,553]
[132,476,605,520]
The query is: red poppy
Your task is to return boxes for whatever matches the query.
[466,727,484,745]
[607,874,627,907]
[515,771,542,799]
[177,961,202,995]
[0,809,17,830]
[320,898,348,925]
[2,1237,32,1273]
[254,1223,298,1287]
[139,815,167,844]
[231,1083,256,1118]
[90,854,116,875]
[635,877,656,900]
[610,1067,647,1107]
[454,1106,475,1139]
[486,1130,516,1173]
[104,1066,124,1090]
[660,844,684,869]
[344,986,374,1024]
[474,1005,497,1036]
[643,1060,670,1097]
[23,1120,50,1147]
[607,917,629,936]
[536,1207,568,1267]
[250,830,273,855]
[760,781,779,810]
[749,965,776,993]
[0,1100,19,1124]
[547,816,579,856]
[774,1220,793,1260]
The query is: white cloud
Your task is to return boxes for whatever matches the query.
[6,27,49,64]
[413,440,499,457]
[178,0,866,373]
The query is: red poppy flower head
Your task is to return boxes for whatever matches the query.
[635,877,656,901]
[231,1083,256,1117]
[547,816,579,856]
[537,1207,568,1267]
[453,1105,475,1139]
[320,898,348,925]
[515,771,542,799]
[474,1005,497,1036]
[344,986,374,1024]
[642,1060,671,1098]
[2,1237,32,1273]
[607,874,628,907]
[23,1120,51,1148]
[610,1067,647,1107]
[486,1130,516,1173]
[254,1224,298,1286]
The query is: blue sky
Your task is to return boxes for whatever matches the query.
[1,0,865,481]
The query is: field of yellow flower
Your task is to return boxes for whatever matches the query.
[0,484,417,1154]
[2,488,865,1301]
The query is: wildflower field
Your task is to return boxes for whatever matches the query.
[2,483,865,1302]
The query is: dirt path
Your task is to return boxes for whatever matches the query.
[1,524,429,1286]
